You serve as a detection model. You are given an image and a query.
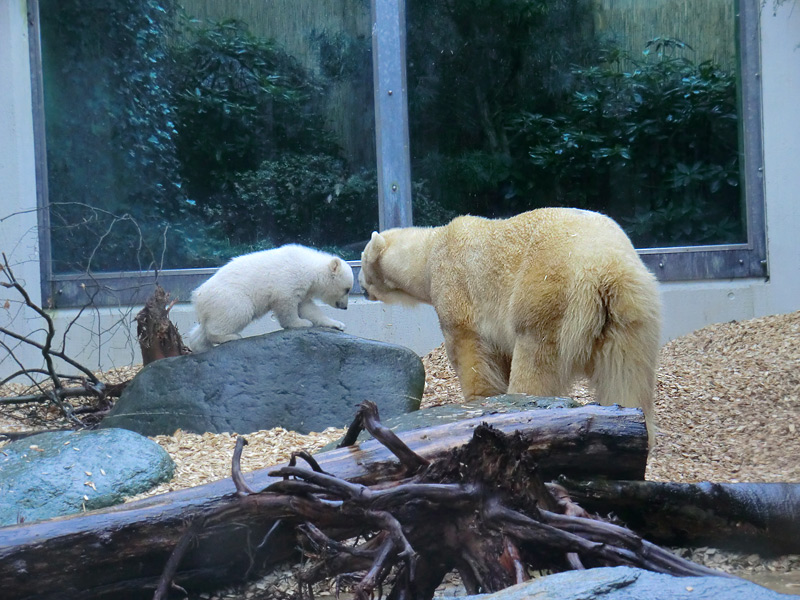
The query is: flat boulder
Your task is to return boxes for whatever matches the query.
[101,328,425,436]
[463,566,793,600]
[0,428,174,527]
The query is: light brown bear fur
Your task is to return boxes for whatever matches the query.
[359,208,661,442]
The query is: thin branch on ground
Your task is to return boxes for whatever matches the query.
[0,253,131,427]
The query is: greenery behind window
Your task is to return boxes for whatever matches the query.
[39,0,744,279]
[406,0,744,248]
[40,0,377,274]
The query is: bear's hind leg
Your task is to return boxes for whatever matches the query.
[507,334,570,398]
[590,326,658,444]
[205,332,242,345]
[201,296,255,346]
[443,327,508,400]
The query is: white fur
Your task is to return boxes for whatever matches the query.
[359,208,662,444]
[185,245,354,352]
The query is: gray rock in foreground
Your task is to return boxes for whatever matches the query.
[463,566,793,600]
[0,428,174,527]
[101,328,424,436]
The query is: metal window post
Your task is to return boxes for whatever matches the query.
[371,0,413,231]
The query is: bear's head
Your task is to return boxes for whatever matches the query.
[359,230,430,306]
[320,257,354,310]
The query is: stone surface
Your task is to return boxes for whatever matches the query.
[462,566,794,599]
[325,394,583,449]
[0,428,174,527]
[101,328,425,436]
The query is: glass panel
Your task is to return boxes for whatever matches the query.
[406,0,744,249]
[39,0,377,274]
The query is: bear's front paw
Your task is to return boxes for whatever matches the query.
[283,318,315,329]
[317,319,345,331]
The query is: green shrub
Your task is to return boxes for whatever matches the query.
[406,0,742,247]
[219,154,377,253]
[522,45,741,246]
[170,19,337,204]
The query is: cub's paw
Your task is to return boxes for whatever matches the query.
[283,318,315,329]
[316,318,345,331]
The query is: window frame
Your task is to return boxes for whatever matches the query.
[635,0,768,282]
[29,0,767,309]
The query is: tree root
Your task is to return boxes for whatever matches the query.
[153,401,737,600]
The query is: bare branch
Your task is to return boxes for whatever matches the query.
[343,401,430,473]
[0,325,99,384]
[2,254,69,388]
[289,450,325,473]
[232,437,257,495]
[267,466,373,501]
[153,521,202,600]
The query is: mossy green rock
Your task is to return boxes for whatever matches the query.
[0,428,174,527]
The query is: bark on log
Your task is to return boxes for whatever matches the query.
[559,478,800,555]
[0,405,646,600]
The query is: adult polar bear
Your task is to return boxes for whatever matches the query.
[186,244,354,352]
[359,208,661,441]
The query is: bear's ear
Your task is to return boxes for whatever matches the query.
[328,257,342,274]
[368,231,387,255]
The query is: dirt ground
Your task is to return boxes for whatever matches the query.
[1,310,799,597]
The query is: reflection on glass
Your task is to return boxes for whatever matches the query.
[40,0,377,273]
[407,0,744,248]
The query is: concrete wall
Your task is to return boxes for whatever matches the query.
[1,1,46,376]
[1,1,799,379]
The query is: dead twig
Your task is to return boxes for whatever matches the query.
[153,521,201,600]
[0,253,121,426]
[339,401,430,473]
[232,437,257,495]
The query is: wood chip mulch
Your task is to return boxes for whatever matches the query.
[422,310,800,485]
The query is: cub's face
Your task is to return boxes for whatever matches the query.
[320,258,354,310]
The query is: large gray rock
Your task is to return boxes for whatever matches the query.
[101,328,424,436]
[0,428,174,527]
[464,566,794,600]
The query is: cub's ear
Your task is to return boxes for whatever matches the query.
[368,231,387,255]
[328,257,342,274]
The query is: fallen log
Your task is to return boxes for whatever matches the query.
[0,405,646,600]
[558,478,800,555]
[148,405,729,600]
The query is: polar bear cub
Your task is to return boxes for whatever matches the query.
[185,244,353,352]
[359,208,661,442]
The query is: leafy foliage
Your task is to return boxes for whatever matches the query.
[40,0,745,274]
[167,19,376,262]
[406,0,597,221]
[169,20,337,204]
[205,154,377,257]
[40,0,186,272]
[41,6,376,271]
[406,0,743,247]
[312,30,372,82]
[521,45,741,246]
